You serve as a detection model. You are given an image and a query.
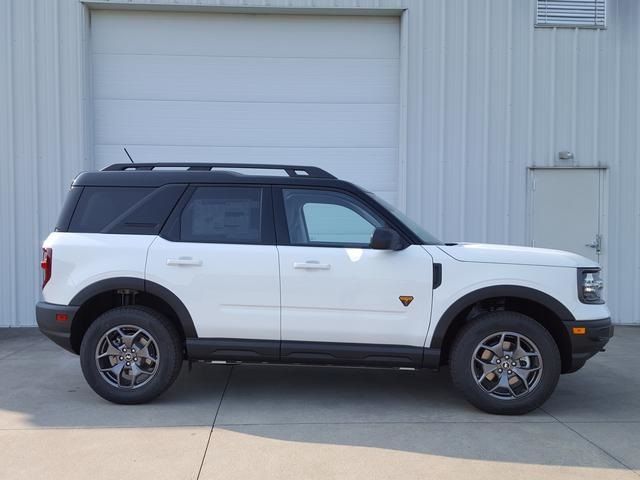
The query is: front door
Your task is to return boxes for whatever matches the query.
[275,187,433,365]
[530,168,604,262]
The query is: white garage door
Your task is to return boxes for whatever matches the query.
[91,10,400,204]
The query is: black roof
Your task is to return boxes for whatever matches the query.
[73,163,356,189]
[68,162,439,246]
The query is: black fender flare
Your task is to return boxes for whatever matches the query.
[429,285,575,349]
[69,277,197,338]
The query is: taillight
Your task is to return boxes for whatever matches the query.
[41,248,52,288]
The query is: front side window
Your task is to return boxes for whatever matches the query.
[283,189,384,247]
[180,187,263,243]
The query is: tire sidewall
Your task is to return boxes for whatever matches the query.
[80,307,182,404]
[450,311,561,415]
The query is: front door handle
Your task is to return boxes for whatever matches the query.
[293,261,331,270]
[167,257,203,267]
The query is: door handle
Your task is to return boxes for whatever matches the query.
[167,257,203,267]
[585,234,602,254]
[293,261,331,270]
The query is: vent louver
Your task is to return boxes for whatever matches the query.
[536,0,606,28]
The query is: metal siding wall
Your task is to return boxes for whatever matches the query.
[1,0,638,326]
[1,0,17,328]
[412,0,639,325]
[611,0,639,323]
[0,0,88,327]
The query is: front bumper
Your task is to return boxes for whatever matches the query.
[35,301,79,354]
[563,317,614,373]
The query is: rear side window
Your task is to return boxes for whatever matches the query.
[68,185,185,234]
[179,187,265,244]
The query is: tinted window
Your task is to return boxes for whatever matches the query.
[107,185,187,235]
[69,187,153,233]
[283,189,384,246]
[55,186,83,232]
[180,187,263,244]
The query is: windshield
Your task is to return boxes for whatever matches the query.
[366,192,442,245]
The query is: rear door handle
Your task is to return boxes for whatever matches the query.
[293,261,331,270]
[167,257,203,267]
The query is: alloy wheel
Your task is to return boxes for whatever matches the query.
[471,331,543,400]
[95,325,160,389]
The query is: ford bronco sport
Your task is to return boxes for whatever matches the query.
[36,163,613,414]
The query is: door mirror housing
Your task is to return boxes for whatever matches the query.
[370,227,407,251]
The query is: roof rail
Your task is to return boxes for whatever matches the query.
[101,163,336,179]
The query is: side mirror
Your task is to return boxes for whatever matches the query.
[370,227,407,251]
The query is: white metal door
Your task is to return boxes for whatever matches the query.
[145,185,280,340]
[278,245,433,347]
[146,238,280,340]
[530,168,604,262]
[277,187,433,347]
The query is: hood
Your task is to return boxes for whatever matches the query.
[437,243,600,268]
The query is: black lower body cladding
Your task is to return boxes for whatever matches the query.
[563,317,614,373]
[35,301,78,353]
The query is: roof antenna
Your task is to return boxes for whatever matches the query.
[123,147,134,164]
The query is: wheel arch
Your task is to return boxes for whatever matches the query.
[68,277,197,353]
[432,285,575,373]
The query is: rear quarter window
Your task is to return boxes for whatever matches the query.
[68,185,185,234]
[55,186,84,232]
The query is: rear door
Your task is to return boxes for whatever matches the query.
[145,185,280,356]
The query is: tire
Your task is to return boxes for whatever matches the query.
[80,306,183,404]
[449,311,561,415]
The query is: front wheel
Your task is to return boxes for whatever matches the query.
[449,311,561,415]
[80,306,183,404]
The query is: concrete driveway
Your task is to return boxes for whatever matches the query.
[0,327,638,480]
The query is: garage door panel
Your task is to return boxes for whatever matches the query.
[92,11,399,59]
[92,10,401,205]
[94,55,399,104]
[94,100,398,148]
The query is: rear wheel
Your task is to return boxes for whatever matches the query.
[80,306,183,404]
[449,311,561,415]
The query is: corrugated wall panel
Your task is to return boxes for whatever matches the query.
[1,0,639,326]
[0,0,87,327]
[508,0,533,246]
[0,0,17,329]
[611,0,639,323]
[412,0,639,324]
[12,0,39,327]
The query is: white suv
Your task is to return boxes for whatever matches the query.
[36,163,613,414]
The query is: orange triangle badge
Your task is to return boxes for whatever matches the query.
[399,296,414,307]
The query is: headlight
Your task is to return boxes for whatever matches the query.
[578,268,604,304]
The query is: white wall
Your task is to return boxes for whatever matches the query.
[1,0,639,326]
